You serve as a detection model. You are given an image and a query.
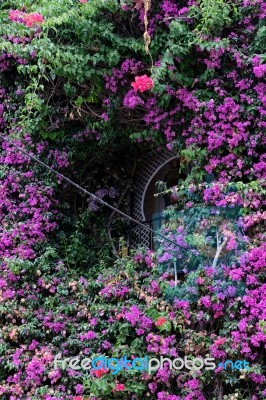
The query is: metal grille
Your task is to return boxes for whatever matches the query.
[130,149,178,248]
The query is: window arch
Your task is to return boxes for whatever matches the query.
[130,150,179,248]
[142,157,180,228]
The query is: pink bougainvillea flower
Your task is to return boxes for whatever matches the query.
[80,0,88,3]
[9,10,44,27]
[23,13,45,27]
[9,10,24,22]
[214,337,226,346]
[131,75,154,92]
[73,397,83,400]
[115,383,125,391]
[155,317,167,327]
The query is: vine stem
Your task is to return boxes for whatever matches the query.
[143,0,154,70]
[212,228,228,269]
[174,261,178,287]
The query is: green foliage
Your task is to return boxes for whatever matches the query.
[56,209,113,274]
[0,0,146,138]
[190,0,238,36]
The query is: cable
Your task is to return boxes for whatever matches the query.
[0,134,182,249]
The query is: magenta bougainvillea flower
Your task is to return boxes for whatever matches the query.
[1,0,266,398]
[131,74,154,92]
[253,64,266,78]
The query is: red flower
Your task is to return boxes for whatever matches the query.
[115,383,125,391]
[94,367,109,378]
[131,75,154,92]
[155,317,166,327]
[214,311,224,319]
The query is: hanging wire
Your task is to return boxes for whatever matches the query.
[0,134,184,249]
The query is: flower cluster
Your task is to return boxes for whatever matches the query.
[131,75,154,92]
[9,10,44,27]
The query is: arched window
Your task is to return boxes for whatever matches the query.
[142,158,180,232]
[130,150,182,249]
